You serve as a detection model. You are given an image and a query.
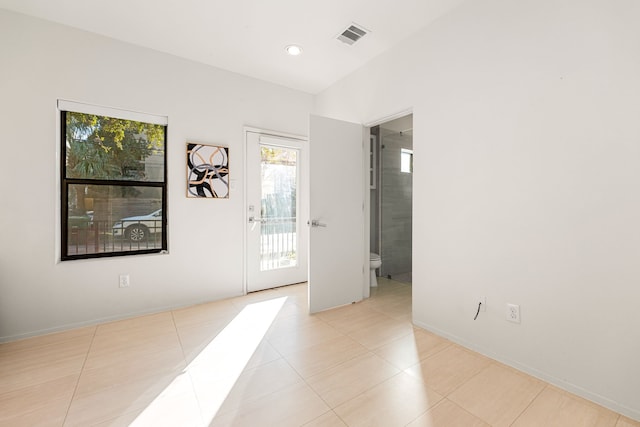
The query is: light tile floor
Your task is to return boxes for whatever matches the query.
[0,278,638,426]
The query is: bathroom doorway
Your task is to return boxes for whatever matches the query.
[370,114,413,285]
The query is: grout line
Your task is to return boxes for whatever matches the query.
[612,414,623,426]
[403,400,438,427]
[299,410,338,426]
[170,307,228,426]
[61,325,98,426]
[449,397,493,426]
[414,340,454,365]
[508,383,548,426]
[304,353,403,413]
[169,310,189,362]
[445,360,493,398]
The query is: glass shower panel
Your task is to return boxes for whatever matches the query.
[380,130,413,279]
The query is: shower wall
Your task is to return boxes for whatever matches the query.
[380,129,412,277]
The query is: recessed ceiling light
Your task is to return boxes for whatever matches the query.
[285,45,303,56]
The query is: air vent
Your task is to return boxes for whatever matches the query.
[337,23,369,45]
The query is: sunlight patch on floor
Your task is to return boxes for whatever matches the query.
[130,296,288,426]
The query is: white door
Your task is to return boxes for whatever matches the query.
[308,115,366,313]
[246,130,308,292]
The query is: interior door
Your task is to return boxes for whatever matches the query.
[308,115,366,313]
[246,130,308,292]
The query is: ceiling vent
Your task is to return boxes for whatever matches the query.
[337,23,368,45]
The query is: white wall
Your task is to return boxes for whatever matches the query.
[316,0,640,420]
[0,10,312,340]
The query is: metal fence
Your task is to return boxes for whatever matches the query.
[67,220,163,256]
[260,217,297,271]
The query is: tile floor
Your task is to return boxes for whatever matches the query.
[0,278,638,426]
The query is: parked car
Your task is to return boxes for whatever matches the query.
[67,211,92,245]
[68,211,92,230]
[112,209,162,242]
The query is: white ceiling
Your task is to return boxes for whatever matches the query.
[0,0,465,94]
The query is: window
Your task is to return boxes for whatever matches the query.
[60,101,167,260]
[401,148,413,173]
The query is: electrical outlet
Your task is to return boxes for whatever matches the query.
[119,274,130,288]
[506,303,520,323]
[479,297,486,312]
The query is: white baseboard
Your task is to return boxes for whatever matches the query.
[0,293,245,343]
[412,319,640,422]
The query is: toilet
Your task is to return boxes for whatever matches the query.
[369,253,382,287]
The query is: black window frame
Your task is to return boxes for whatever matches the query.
[60,108,168,261]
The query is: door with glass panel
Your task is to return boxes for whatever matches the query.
[246,130,308,292]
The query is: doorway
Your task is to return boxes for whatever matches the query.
[245,129,308,292]
[370,114,413,285]
[245,116,365,313]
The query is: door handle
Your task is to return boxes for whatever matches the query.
[309,219,327,228]
[248,216,265,231]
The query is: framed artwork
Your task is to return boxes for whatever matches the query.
[186,143,230,198]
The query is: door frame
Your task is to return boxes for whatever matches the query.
[242,107,411,301]
[363,108,413,296]
[243,126,308,295]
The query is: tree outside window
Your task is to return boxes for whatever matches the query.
[61,108,167,260]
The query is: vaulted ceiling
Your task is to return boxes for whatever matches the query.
[0,0,465,93]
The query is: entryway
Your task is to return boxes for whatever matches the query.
[244,116,372,313]
[245,129,308,292]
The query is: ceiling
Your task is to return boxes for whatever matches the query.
[0,0,465,94]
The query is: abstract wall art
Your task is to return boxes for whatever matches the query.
[186,143,230,198]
